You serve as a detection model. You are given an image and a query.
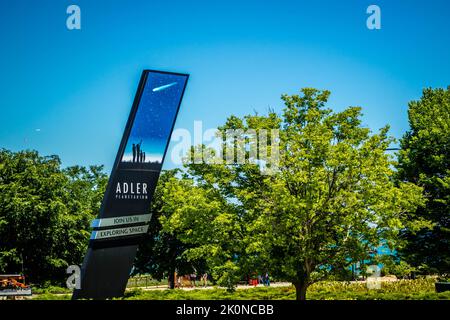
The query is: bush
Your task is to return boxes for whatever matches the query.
[211,261,241,292]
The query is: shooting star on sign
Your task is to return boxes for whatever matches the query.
[152,82,177,92]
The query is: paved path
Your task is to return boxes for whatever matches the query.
[133,282,293,291]
[29,282,293,298]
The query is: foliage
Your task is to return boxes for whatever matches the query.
[133,170,207,288]
[211,260,241,292]
[376,255,416,279]
[397,87,450,275]
[0,149,107,283]
[160,88,426,299]
[159,171,247,289]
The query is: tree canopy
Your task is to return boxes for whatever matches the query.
[159,88,426,299]
[397,87,450,275]
[0,149,107,283]
[133,169,207,288]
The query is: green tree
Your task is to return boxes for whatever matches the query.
[397,87,450,275]
[159,172,238,290]
[0,149,107,283]
[133,170,206,288]
[160,88,426,299]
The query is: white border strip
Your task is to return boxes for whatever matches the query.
[90,225,149,240]
[91,214,152,228]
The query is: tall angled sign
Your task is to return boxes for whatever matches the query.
[73,70,189,299]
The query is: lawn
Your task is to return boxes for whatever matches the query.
[32,278,450,300]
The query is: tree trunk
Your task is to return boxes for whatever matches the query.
[168,267,175,289]
[293,280,308,300]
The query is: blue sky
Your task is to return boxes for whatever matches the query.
[0,0,449,173]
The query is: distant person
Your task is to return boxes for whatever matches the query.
[132,143,136,162]
[136,140,142,163]
[201,273,208,287]
[265,272,270,286]
[143,152,146,163]
[190,273,197,287]
[140,150,144,163]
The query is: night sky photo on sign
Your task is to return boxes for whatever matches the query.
[121,72,188,169]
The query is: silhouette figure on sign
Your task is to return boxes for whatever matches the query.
[127,140,147,163]
[132,144,136,163]
[136,140,142,163]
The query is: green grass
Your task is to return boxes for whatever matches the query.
[31,278,450,300]
[32,292,72,300]
[306,278,450,300]
[31,285,72,295]
[123,278,450,300]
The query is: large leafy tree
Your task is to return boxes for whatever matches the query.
[0,149,107,283]
[159,172,239,289]
[161,88,425,299]
[133,170,207,288]
[397,87,450,275]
